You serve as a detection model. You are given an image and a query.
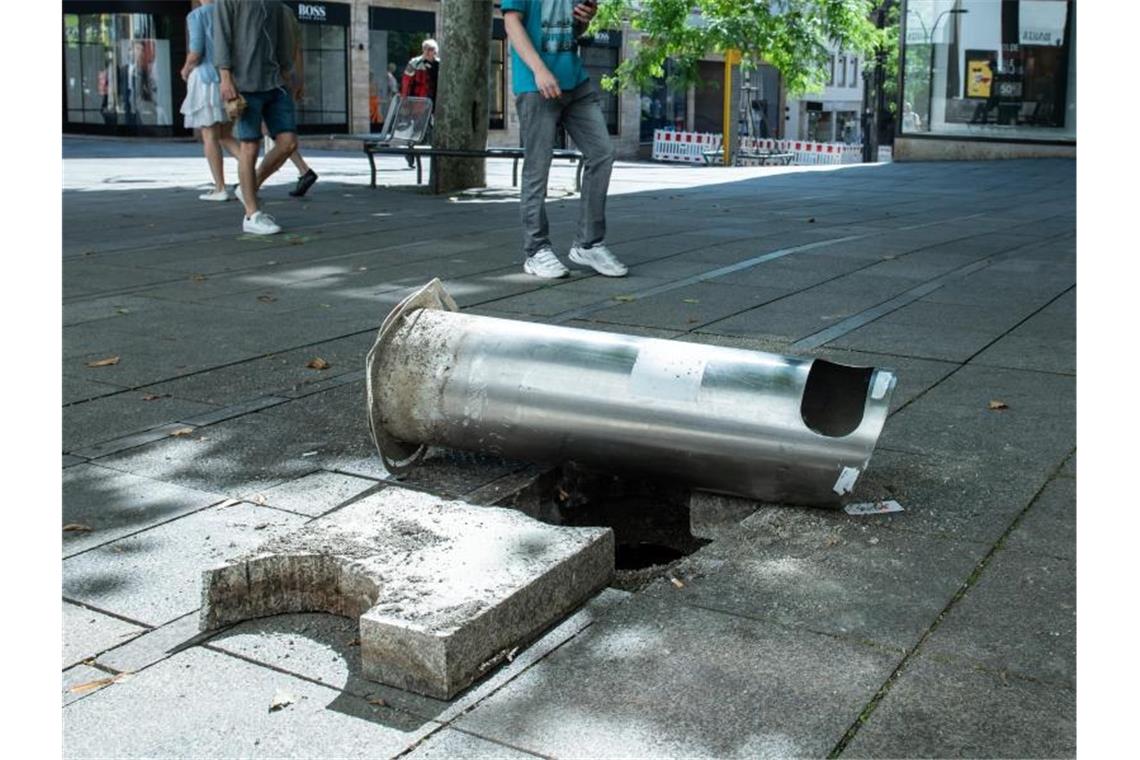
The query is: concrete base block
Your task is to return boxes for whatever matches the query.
[200,487,614,699]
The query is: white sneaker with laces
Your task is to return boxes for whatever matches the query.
[569,243,628,277]
[243,210,281,235]
[523,247,570,279]
[199,187,233,202]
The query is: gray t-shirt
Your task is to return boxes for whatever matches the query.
[214,0,295,93]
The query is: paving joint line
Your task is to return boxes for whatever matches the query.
[888,284,1075,418]
[63,496,235,561]
[825,452,1074,758]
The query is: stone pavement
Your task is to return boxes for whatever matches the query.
[61,137,1075,758]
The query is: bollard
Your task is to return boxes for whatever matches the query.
[366,279,896,507]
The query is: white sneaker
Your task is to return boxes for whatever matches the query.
[199,187,233,202]
[243,210,281,235]
[523,247,570,279]
[569,243,628,277]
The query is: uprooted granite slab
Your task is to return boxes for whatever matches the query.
[199,486,614,699]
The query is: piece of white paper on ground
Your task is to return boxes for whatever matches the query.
[844,499,904,516]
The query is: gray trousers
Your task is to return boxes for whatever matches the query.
[517,80,615,256]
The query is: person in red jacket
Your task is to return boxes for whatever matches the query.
[401,38,439,100]
[400,39,439,166]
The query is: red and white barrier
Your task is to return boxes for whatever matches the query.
[651,129,722,164]
[651,130,883,166]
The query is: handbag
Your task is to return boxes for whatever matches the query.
[225,93,247,121]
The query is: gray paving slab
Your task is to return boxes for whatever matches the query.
[842,653,1075,759]
[139,333,372,406]
[64,647,440,759]
[63,664,120,707]
[64,454,88,468]
[972,331,1076,374]
[483,274,672,318]
[63,392,219,451]
[62,260,184,295]
[404,729,542,759]
[63,373,127,405]
[63,295,162,327]
[71,422,210,461]
[1060,450,1075,478]
[588,282,790,331]
[63,502,307,626]
[201,487,614,699]
[455,593,899,759]
[847,446,1061,546]
[649,505,985,649]
[1006,476,1075,559]
[63,463,228,556]
[95,611,204,674]
[828,319,1003,362]
[257,470,384,516]
[880,365,1075,466]
[63,602,148,669]
[208,588,630,722]
[922,548,1074,686]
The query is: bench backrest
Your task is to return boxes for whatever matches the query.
[377,95,433,145]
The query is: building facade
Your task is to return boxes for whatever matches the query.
[784,45,865,144]
[65,1,806,160]
[895,0,1076,159]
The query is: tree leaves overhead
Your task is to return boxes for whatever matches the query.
[593,0,884,96]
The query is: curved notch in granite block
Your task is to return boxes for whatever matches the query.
[200,487,614,699]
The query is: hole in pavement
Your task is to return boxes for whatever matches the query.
[496,462,709,591]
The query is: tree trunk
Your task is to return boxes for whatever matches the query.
[431,0,493,194]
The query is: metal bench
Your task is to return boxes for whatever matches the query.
[331,95,584,191]
[701,149,795,167]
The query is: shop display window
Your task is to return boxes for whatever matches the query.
[64,11,176,132]
[580,32,622,135]
[900,0,1075,140]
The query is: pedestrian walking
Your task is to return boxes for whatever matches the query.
[503,0,627,278]
[282,6,317,197]
[179,0,240,202]
[400,39,439,167]
[215,0,299,235]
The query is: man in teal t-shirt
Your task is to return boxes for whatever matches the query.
[502,0,628,279]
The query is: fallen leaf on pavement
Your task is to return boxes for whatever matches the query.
[367,697,387,707]
[670,577,685,589]
[68,672,132,694]
[505,646,520,662]
[169,427,195,437]
[683,298,700,304]
[217,499,241,509]
[115,308,130,315]
[613,295,636,303]
[987,400,1009,411]
[63,523,93,532]
[191,274,208,283]
[253,494,268,506]
[141,394,165,401]
[269,689,296,712]
[257,294,277,304]
[307,358,331,370]
[86,356,120,368]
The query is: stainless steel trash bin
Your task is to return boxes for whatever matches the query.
[367,279,896,507]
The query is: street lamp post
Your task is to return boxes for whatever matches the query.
[925,8,968,131]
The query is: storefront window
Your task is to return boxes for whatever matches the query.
[63,8,178,133]
[369,8,435,131]
[901,0,1075,140]
[580,31,622,135]
[285,2,349,132]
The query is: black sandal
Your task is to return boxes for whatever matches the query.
[290,169,318,197]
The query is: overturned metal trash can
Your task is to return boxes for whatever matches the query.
[366,279,896,507]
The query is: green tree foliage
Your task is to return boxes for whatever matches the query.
[593,0,887,95]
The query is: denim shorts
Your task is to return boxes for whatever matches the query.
[235,87,297,141]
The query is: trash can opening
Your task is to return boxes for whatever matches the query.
[800,360,875,438]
